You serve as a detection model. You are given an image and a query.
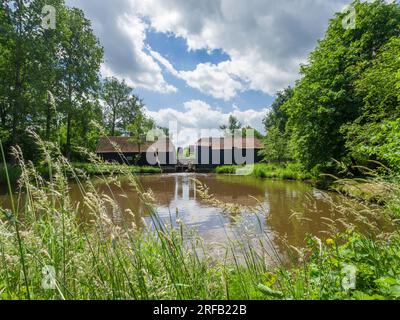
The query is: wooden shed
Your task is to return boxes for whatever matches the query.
[195,137,263,168]
[96,136,176,166]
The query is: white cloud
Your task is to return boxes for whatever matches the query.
[66,0,349,99]
[146,100,267,146]
[133,0,349,97]
[66,0,176,94]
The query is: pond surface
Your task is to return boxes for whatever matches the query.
[0,173,382,263]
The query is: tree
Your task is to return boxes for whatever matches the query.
[261,87,293,163]
[127,101,155,164]
[284,0,400,170]
[263,87,293,133]
[242,126,264,140]
[101,77,132,136]
[57,7,103,159]
[220,115,242,136]
[0,0,66,161]
[342,37,400,169]
[259,126,289,163]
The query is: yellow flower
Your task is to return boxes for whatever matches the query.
[326,238,335,246]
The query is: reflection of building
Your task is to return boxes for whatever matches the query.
[96,137,176,166]
[196,137,263,169]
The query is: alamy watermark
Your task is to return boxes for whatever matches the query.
[341,264,357,291]
[41,5,56,30]
[141,121,257,175]
[342,4,357,30]
[342,0,396,30]
[41,265,56,290]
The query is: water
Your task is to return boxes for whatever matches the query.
[0,173,380,263]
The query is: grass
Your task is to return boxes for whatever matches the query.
[0,136,399,300]
[332,169,400,219]
[215,163,314,181]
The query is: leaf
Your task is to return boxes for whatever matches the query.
[389,285,400,298]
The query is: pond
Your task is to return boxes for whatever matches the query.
[0,173,383,264]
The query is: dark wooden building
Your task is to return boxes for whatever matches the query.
[96,136,177,166]
[196,137,263,169]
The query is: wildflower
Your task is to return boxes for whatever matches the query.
[326,238,335,246]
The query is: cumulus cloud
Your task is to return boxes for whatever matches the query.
[145,100,268,146]
[66,0,348,99]
[135,0,349,97]
[66,0,176,93]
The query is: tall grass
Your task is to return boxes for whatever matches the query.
[0,135,399,300]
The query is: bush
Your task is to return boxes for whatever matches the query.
[216,163,314,181]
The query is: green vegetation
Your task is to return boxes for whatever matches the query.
[0,1,158,164]
[1,0,400,301]
[0,139,399,300]
[216,163,314,181]
[0,163,21,185]
[261,1,400,174]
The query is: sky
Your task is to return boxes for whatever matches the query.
[65,0,350,146]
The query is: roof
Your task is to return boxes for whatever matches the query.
[96,136,175,154]
[196,137,263,150]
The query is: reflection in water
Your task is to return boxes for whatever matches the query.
[0,173,381,264]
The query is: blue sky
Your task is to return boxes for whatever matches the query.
[135,29,275,112]
[66,0,351,144]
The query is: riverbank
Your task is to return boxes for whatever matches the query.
[215,163,315,181]
[0,162,162,185]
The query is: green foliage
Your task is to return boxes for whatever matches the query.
[0,163,21,185]
[280,1,400,170]
[342,37,400,169]
[264,87,293,133]
[262,87,293,163]
[272,232,400,300]
[0,1,104,162]
[259,126,289,163]
[216,163,314,181]
[101,77,133,136]
[127,102,155,163]
[344,119,400,170]
[220,115,242,136]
